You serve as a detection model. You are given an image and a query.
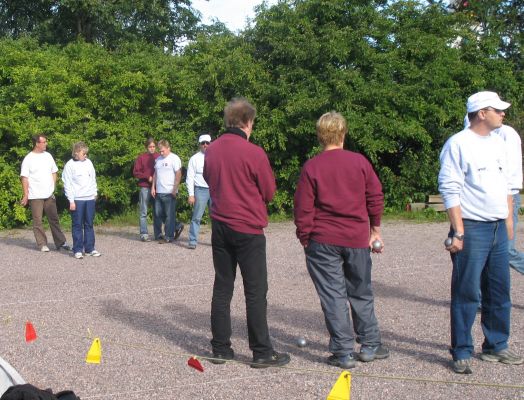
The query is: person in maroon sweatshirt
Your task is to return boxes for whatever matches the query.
[203,97,290,368]
[294,111,389,369]
[132,137,159,241]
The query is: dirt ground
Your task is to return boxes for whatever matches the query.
[0,221,523,399]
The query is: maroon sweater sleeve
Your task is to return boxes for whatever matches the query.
[365,162,383,227]
[133,154,149,180]
[294,164,315,246]
[255,151,276,203]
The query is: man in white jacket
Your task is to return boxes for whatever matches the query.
[439,91,523,374]
[186,134,212,249]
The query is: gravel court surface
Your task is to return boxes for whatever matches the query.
[0,221,523,399]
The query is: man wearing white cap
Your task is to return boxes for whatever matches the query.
[439,91,523,374]
[464,117,524,276]
[186,134,212,249]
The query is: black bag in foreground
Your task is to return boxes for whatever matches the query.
[0,384,79,400]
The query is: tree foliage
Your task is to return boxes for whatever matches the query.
[0,0,201,51]
[0,0,522,228]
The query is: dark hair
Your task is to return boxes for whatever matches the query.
[223,97,256,129]
[467,111,479,123]
[31,134,46,146]
[144,137,156,147]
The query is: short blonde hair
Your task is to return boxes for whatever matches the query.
[157,139,170,149]
[72,141,88,159]
[316,112,347,147]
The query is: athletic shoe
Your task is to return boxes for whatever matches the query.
[480,348,524,365]
[327,354,356,369]
[188,243,197,250]
[87,250,101,257]
[59,242,72,251]
[209,351,235,365]
[251,352,290,369]
[174,225,184,240]
[140,235,151,242]
[357,345,390,362]
[74,252,83,259]
[453,358,472,374]
[40,245,50,252]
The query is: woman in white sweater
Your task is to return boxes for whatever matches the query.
[62,142,101,259]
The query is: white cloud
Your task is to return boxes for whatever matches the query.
[192,0,278,32]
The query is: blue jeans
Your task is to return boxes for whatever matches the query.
[188,186,211,246]
[450,219,511,361]
[508,193,524,274]
[138,187,153,237]
[71,200,96,254]
[154,193,182,240]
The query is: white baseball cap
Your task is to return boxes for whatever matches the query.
[466,91,510,113]
[198,134,211,143]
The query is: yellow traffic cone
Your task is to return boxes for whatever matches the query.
[327,371,351,400]
[86,338,101,364]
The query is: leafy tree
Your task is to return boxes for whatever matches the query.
[0,0,201,51]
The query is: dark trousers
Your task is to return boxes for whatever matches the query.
[305,240,381,356]
[29,196,66,249]
[210,219,273,358]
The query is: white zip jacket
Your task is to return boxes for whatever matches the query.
[62,158,97,203]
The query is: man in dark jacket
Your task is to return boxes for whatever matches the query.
[203,98,290,368]
[132,138,159,241]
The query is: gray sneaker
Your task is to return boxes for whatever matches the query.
[480,348,524,365]
[453,358,472,374]
[358,345,390,362]
[140,235,151,242]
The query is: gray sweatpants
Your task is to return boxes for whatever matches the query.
[305,240,381,356]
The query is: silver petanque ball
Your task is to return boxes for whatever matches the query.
[444,237,453,247]
[296,336,307,348]
[372,240,383,251]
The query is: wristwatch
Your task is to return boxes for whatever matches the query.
[453,232,464,241]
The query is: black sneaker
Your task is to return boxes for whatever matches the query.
[357,345,390,362]
[209,352,234,365]
[251,351,290,369]
[174,225,184,240]
[327,354,356,369]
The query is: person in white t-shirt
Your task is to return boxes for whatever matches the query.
[151,139,184,243]
[20,134,71,253]
[62,141,101,259]
[186,134,212,249]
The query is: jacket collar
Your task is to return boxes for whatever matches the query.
[224,127,248,140]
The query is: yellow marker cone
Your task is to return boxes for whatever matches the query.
[327,371,351,400]
[85,338,102,364]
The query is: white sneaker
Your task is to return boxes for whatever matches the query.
[74,252,83,259]
[40,245,50,252]
[87,250,101,257]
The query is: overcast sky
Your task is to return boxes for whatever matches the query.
[191,0,278,32]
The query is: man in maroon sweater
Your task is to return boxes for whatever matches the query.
[203,98,290,368]
[294,112,389,369]
[133,138,159,241]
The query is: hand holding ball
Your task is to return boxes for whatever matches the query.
[444,237,453,247]
[371,240,383,252]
